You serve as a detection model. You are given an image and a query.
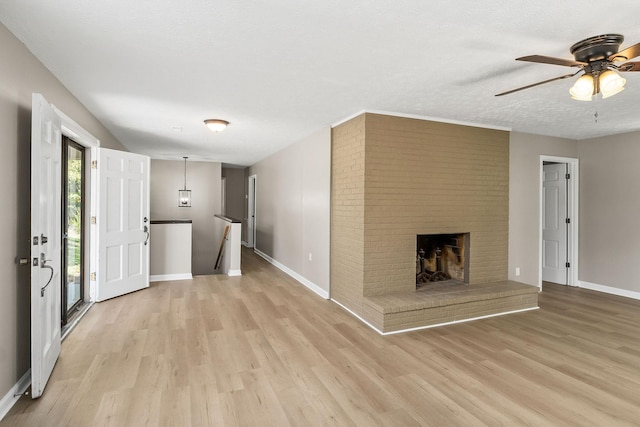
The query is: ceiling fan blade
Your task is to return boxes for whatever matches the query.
[610,42,640,61]
[516,55,586,67]
[618,61,640,72]
[495,71,581,97]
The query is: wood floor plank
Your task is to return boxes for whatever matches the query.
[158,386,192,427]
[3,257,640,426]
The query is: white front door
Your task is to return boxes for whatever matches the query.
[542,163,568,284]
[96,148,150,301]
[30,94,62,398]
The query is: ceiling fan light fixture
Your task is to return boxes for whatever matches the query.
[204,119,229,132]
[599,69,626,98]
[569,74,595,101]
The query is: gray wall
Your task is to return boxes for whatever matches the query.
[248,128,331,293]
[150,159,222,275]
[508,132,577,286]
[0,22,127,404]
[221,167,246,222]
[577,131,640,293]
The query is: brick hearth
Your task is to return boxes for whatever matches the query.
[363,281,539,333]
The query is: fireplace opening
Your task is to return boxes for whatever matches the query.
[416,233,469,287]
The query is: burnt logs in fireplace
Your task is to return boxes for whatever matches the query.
[416,233,467,287]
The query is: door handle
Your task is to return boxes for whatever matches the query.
[40,264,54,297]
[39,253,54,297]
[143,225,150,246]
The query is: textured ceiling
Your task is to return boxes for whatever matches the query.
[3,0,640,166]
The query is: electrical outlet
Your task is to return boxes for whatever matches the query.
[515,267,521,276]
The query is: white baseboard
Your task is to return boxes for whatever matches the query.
[0,370,30,421]
[379,307,539,335]
[331,298,383,334]
[150,273,193,282]
[228,269,242,277]
[254,249,329,299]
[241,241,249,247]
[578,280,640,301]
[331,299,539,335]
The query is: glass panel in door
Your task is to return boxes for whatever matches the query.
[62,138,84,324]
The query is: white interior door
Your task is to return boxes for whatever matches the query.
[31,93,62,398]
[96,148,150,301]
[542,163,568,284]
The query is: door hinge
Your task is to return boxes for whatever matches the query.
[565,218,571,224]
[91,160,98,169]
[565,262,571,268]
[565,173,571,179]
[90,272,96,281]
[90,216,96,224]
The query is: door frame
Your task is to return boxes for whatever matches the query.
[539,155,579,288]
[52,106,99,305]
[247,174,257,248]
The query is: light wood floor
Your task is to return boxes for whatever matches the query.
[3,251,640,426]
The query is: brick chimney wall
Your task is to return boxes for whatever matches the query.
[331,113,509,319]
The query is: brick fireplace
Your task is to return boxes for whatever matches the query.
[331,112,538,333]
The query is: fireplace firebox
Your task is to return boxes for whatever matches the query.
[416,233,469,287]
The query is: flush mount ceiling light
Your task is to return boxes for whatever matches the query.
[496,34,640,101]
[204,119,229,132]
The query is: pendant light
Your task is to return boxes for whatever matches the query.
[178,156,191,207]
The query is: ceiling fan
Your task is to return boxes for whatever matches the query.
[495,34,640,100]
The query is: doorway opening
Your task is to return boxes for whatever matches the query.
[221,177,227,216]
[539,156,579,287]
[62,137,85,325]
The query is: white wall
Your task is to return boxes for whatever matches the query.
[248,128,331,295]
[508,132,577,286]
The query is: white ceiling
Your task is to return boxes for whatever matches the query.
[3,1,640,166]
